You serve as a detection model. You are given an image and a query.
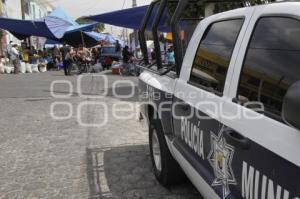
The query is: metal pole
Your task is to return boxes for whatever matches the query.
[0,1,4,56]
[152,0,167,69]
[132,0,137,7]
[138,1,158,65]
[20,0,31,46]
[132,0,139,54]
[205,3,215,17]
[80,31,85,47]
[20,0,25,20]
[170,0,189,76]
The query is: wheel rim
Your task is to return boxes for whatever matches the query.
[152,129,162,172]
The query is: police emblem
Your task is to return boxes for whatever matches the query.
[208,126,236,199]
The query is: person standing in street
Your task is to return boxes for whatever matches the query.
[61,43,70,76]
[115,40,121,53]
[122,45,131,64]
[91,48,99,64]
[166,47,175,65]
[77,45,91,73]
[29,46,38,64]
[64,47,74,76]
[151,49,156,63]
[7,41,13,59]
[10,44,20,74]
[122,46,135,75]
[52,45,61,69]
[22,46,30,64]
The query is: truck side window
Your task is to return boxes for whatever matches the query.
[189,19,243,94]
[237,17,300,121]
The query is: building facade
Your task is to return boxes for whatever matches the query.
[3,0,53,52]
[0,0,9,56]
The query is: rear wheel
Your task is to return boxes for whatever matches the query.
[149,119,186,186]
[151,129,162,172]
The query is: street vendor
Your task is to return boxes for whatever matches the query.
[77,44,91,61]
[29,46,38,64]
[22,46,30,63]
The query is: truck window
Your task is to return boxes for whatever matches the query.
[189,19,244,94]
[237,17,300,121]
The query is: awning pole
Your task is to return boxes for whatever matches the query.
[138,1,158,65]
[152,0,168,69]
[171,0,190,76]
[80,31,86,47]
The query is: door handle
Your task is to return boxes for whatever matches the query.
[224,129,251,150]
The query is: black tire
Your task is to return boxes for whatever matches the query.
[149,119,186,186]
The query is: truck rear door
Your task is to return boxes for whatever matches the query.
[171,8,254,198]
[222,3,300,198]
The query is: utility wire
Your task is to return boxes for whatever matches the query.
[121,0,126,9]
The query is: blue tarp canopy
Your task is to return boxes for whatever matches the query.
[60,31,99,48]
[0,17,68,40]
[59,31,124,48]
[0,7,96,40]
[84,31,107,41]
[44,31,99,48]
[45,39,61,46]
[45,28,125,48]
[44,7,78,39]
[47,31,103,48]
[84,32,125,47]
[87,5,170,32]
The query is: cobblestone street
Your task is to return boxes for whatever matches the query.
[0,71,201,199]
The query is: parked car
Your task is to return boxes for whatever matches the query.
[139,2,300,199]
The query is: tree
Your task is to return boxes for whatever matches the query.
[76,17,92,24]
[93,23,105,33]
[75,17,105,33]
[166,0,276,20]
[164,0,275,54]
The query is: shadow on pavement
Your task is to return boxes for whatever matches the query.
[86,145,201,199]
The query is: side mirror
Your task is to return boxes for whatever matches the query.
[282,80,300,130]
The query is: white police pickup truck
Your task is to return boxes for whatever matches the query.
[139,1,300,199]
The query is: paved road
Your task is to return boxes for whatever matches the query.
[0,71,201,199]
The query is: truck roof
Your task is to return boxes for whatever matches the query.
[198,1,300,26]
[216,1,300,15]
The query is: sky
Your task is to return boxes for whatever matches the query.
[50,0,152,39]
[51,0,152,19]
